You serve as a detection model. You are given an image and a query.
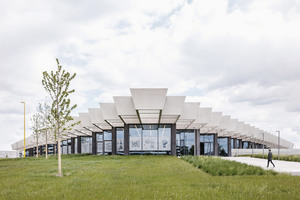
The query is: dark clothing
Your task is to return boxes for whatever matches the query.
[267,151,275,167]
[268,152,272,160]
[267,159,275,167]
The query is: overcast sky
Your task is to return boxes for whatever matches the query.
[1,0,300,150]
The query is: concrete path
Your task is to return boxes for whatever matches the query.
[221,157,300,176]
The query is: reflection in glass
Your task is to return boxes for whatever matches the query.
[236,140,240,149]
[105,141,112,152]
[200,135,214,155]
[117,128,124,153]
[218,138,228,156]
[158,125,171,151]
[143,125,158,151]
[129,125,142,151]
[81,137,92,154]
[104,131,112,140]
[62,140,67,154]
[96,133,103,155]
[129,124,171,154]
[243,141,249,149]
[176,130,195,156]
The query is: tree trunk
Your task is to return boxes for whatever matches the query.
[58,136,62,176]
[57,81,62,176]
[36,136,39,158]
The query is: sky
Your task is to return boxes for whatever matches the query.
[1,0,300,150]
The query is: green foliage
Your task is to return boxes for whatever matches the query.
[30,111,42,147]
[181,156,277,176]
[0,155,299,200]
[240,154,300,162]
[42,59,79,138]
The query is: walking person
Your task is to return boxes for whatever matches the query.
[267,149,275,167]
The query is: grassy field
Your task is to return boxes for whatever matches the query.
[182,156,277,176]
[1,155,300,200]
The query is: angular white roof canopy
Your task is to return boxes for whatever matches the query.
[11,88,294,150]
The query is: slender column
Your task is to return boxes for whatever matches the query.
[124,124,129,155]
[77,136,81,154]
[39,146,42,156]
[214,134,218,156]
[29,148,33,157]
[71,137,75,154]
[92,132,97,155]
[228,137,231,157]
[196,129,200,156]
[171,124,176,156]
[112,127,117,155]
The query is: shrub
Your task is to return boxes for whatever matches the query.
[181,156,277,176]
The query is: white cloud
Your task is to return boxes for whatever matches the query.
[1,0,300,150]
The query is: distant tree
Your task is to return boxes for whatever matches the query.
[37,101,51,159]
[31,112,42,158]
[42,59,79,177]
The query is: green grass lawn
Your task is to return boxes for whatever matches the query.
[1,155,300,200]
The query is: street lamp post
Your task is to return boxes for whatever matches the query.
[252,134,254,156]
[261,132,265,159]
[21,102,25,157]
[276,130,280,160]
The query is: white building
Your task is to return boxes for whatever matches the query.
[11,88,294,157]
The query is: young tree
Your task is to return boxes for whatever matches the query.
[31,112,42,158]
[37,101,51,159]
[42,59,78,177]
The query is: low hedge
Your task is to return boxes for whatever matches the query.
[239,154,300,162]
[181,156,277,176]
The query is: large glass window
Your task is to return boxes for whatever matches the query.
[96,133,103,155]
[96,131,112,155]
[104,131,112,154]
[129,124,171,154]
[218,138,229,156]
[143,125,158,151]
[130,125,142,152]
[236,139,240,149]
[117,128,124,154]
[176,130,195,156]
[62,140,68,154]
[200,134,214,155]
[48,144,54,155]
[158,125,171,151]
[81,137,92,154]
[243,141,249,149]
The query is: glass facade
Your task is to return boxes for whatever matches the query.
[96,131,112,155]
[81,137,92,154]
[176,130,195,156]
[117,128,124,154]
[48,144,54,155]
[236,139,241,149]
[62,140,68,154]
[243,141,249,149]
[218,137,229,156]
[129,124,171,154]
[104,131,112,155]
[96,132,103,155]
[200,134,214,155]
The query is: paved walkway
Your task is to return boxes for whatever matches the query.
[221,157,300,176]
